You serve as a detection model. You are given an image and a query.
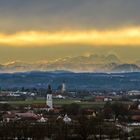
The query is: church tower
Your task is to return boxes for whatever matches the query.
[46,85,53,109]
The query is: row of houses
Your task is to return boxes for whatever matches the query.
[2,110,71,124]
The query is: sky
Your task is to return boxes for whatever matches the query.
[0,0,140,63]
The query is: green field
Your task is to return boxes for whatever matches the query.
[4,98,105,108]
[1,98,133,108]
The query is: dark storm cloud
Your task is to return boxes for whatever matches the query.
[0,0,140,32]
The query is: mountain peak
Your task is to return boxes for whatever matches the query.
[105,54,120,62]
[111,64,140,73]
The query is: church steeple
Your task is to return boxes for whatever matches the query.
[47,84,52,94]
[46,84,53,109]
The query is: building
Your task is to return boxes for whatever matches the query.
[63,114,71,124]
[57,83,66,94]
[95,96,105,102]
[104,97,113,102]
[46,85,53,109]
[128,90,140,96]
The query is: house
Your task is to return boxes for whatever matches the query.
[131,115,140,122]
[3,111,18,122]
[104,97,113,102]
[15,111,39,121]
[128,90,140,96]
[63,114,71,124]
[54,95,65,99]
[37,116,48,122]
[95,96,105,102]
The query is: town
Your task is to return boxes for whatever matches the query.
[0,84,140,139]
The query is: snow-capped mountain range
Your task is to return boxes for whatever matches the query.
[0,54,140,73]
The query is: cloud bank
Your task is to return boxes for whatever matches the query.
[0,0,140,32]
[0,27,140,46]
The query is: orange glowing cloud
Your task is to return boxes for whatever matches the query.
[0,27,140,46]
